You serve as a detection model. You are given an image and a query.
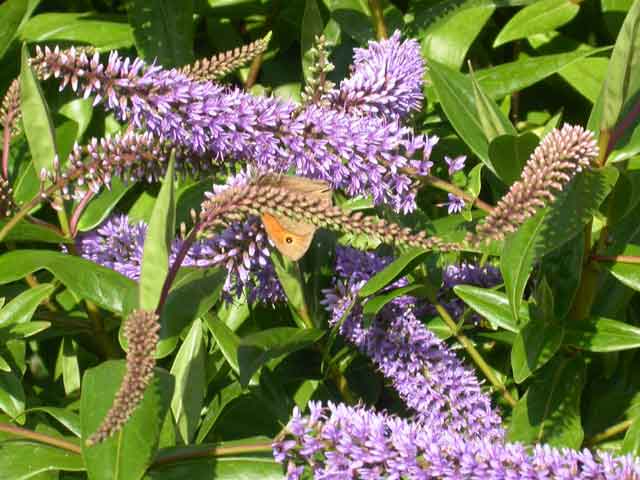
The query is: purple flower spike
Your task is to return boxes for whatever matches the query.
[274,402,640,480]
[329,31,426,120]
[322,247,504,440]
[445,193,465,214]
[445,154,466,175]
[33,45,439,213]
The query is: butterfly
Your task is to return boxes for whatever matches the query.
[259,175,332,261]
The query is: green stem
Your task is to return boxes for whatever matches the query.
[584,419,632,446]
[367,0,387,40]
[592,255,640,264]
[414,173,494,213]
[423,278,517,407]
[0,421,81,454]
[152,441,274,466]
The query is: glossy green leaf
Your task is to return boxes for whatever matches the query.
[20,44,57,181]
[0,219,69,243]
[20,13,134,49]
[301,0,325,83]
[421,3,495,70]
[362,284,426,317]
[358,248,429,298]
[494,0,580,47]
[511,319,564,383]
[501,167,618,320]
[196,382,244,444]
[206,314,241,374]
[28,406,81,436]
[0,441,84,477]
[81,361,174,480]
[0,371,25,420]
[8,320,50,339]
[623,415,640,454]
[127,0,194,67]
[474,48,611,100]
[58,97,93,139]
[55,337,80,396]
[146,440,280,479]
[238,327,324,386]
[139,152,175,311]
[170,318,206,444]
[428,59,495,170]
[604,244,640,291]
[453,285,528,332]
[77,177,134,232]
[600,0,640,131]
[0,250,137,314]
[564,316,640,351]
[508,355,585,447]
[0,0,28,61]
[0,283,54,330]
[157,267,225,358]
[326,0,373,44]
[270,253,313,330]
[470,70,516,143]
[488,132,539,185]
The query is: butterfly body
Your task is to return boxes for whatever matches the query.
[259,175,332,261]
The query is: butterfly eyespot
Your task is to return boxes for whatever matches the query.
[286,236,293,244]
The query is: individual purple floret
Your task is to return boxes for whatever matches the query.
[445,154,466,175]
[75,213,284,304]
[32,45,437,213]
[444,193,465,214]
[322,247,504,440]
[273,401,640,480]
[328,31,425,120]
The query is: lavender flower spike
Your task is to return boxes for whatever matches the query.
[328,31,425,120]
[322,247,504,440]
[31,45,435,212]
[274,401,640,480]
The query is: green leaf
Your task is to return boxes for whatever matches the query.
[19,13,135,50]
[488,132,539,186]
[270,253,312,330]
[139,152,175,312]
[326,0,373,44]
[358,248,429,298]
[0,219,69,243]
[541,235,584,320]
[196,382,244,444]
[59,97,93,140]
[0,283,54,330]
[453,285,528,332]
[146,440,281,479]
[77,177,134,232]
[0,250,137,314]
[421,3,495,70]
[603,244,640,291]
[27,406,81,436]
[429,59,494,170]
[501,167,618,320]
[511,318,564,383]
[0,441,84,477]
[206,314,241,374]
[0,371,25,420]
[238,327,324,387]
[157,267,225,358]
[470,69,517,142]
[170,318,206,444]
[20,44,57,181]
[81,361,174,480]
[600,0,640,131]
[623,415,640,454]
[474,48,611,100]
[564,316,640,351]
[127,0,194,67]
[508,355,585,447]
[301,0,325,83]
[362,284,426,317]
[494,0,580,47]
[0,0,28,61]
[55,337,80,396]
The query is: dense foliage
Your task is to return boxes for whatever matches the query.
[0,0,640,478]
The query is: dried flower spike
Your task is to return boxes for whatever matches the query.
[180,32,272,82]
[199,175,453,253]
[86,309,159,446]
[0,78,21,138]
[468,124,598,245]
